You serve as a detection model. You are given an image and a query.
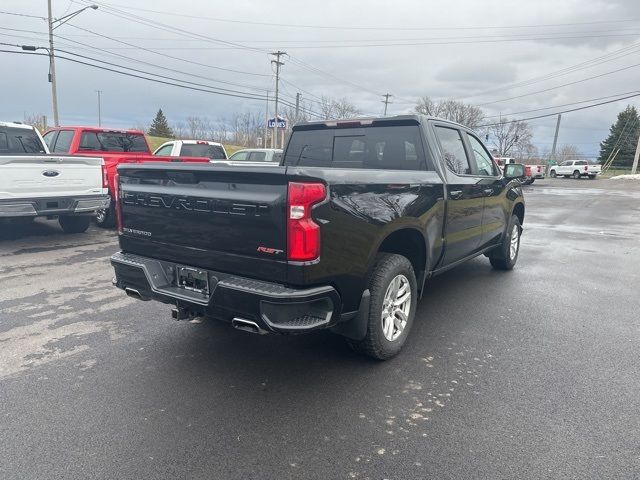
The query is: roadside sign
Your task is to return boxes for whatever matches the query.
[268,117,286,129]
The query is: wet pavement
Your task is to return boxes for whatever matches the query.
[1,178,639,479]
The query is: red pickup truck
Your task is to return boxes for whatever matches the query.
[43,126,210,226]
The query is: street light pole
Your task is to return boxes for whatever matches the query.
[45,2,98,126]
[47,0,59,126]
[96,90,102,126]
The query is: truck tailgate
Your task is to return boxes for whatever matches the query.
[0,155,103,199]
[117,164,289,282]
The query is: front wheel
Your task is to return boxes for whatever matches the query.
[59,215,91,234]
[550,170,557,178]
[572,170,581,179]
[489,214,521,271]
[348,253,417,360]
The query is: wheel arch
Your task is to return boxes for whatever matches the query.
[513,202,525,226]
[375,227,428,286]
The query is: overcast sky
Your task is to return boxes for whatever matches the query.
[2,0,640,157]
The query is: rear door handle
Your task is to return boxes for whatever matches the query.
[449,190,463,200]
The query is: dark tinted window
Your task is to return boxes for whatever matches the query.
[284,125,428,170]
[52,130,74,153]
[79,131,148,152]
[180,144,227,159]
[43,131,57,150]
[248,151,267,162]
[434,126,471,175]
[0,126,46,153]
[576,160,587,166]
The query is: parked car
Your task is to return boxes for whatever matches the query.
[110,115,526,360]
[227,148,283,163]
[0,122,109,233]
[153,140,228,160]
[43,126,211,227]
[549,160,601,179]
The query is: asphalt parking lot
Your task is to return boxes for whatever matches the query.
[1,178,639,480]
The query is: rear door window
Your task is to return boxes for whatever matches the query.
[248,151,267,162]
[52,130,73,153]
[154,144,173,156]
[229,151,249,161]
[284,124,429,170]
[43,131,57,151]
[434,126,472,175]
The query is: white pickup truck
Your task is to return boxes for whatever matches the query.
[549,160,602,179]
[153,140,228,160]
[0,122,110,233]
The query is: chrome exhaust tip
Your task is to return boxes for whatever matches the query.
[232,318,268,335]
[124,287,148,301]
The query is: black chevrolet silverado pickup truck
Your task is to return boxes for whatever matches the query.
[110,115,525,359]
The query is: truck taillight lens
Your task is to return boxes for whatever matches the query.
[287,182,326,261]
[114,173,123,234]
[101,164,108,188]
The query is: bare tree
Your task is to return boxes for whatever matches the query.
[555,144,583,163]
[488,118,533,157]
[23,113,48,132]
[414,97,485,129]
[319,96,361,120]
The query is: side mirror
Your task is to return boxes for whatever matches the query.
[504,163,525,180]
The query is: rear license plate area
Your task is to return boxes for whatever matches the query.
[176,266,209,295]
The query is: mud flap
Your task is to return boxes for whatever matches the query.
[330,290,370,341]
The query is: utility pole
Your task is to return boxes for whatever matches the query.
[44,2,98,126]
[264,90,269,148]
[549,114,562,172]
[632,130,640,175]
[270,51,286,149]
[382,93,393,116]
[295,92,301,118]
[47,0,59,126]
[96,90,102,126]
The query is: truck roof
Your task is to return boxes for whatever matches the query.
[0,121,37,130]
[293,114,467,130]
[47,126,145,135]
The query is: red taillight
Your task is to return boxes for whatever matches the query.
[287,182,326,261]
[101,164,108,188]
[114,173,123,234]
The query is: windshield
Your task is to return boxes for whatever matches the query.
[180,143,227,159]
[79,131,148,152]
[0,126,46,154]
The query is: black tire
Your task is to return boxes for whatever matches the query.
[550,170,557,178]
[59,215,91,234]
[489,214,521,271]
[572,170,581,179]
[348,253,417,360]
[94,202,115,228]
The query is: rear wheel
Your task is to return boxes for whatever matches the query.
[348,253,417,360]
[59,215,90,234]
[489,214,521,271]
[94,202,115,228]
[550,170,557,178]
[572,170,581,179]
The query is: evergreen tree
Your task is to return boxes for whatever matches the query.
[148,109,174,137]
[598,105,639,167]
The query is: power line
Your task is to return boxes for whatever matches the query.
[67,3,640,32]
[477,93,640,127]
[0,49,268,101]
[0,10,46,20]
[477,61,640,107]
[460,41,640,100]
[65,22,269,77]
